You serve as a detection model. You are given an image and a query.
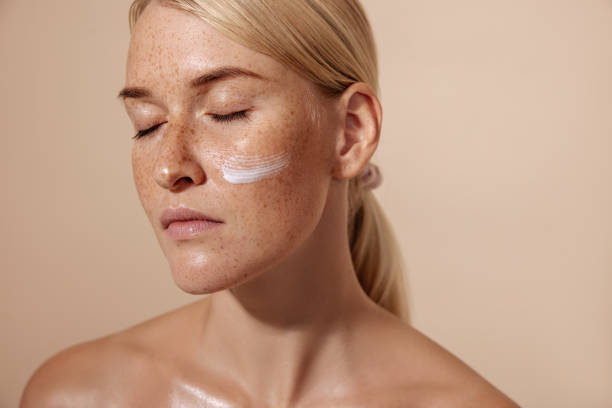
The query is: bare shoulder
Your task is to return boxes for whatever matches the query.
[19,300,205,408]
[353,310,520,407]
[404,326,519,406]
[20,336,132,407]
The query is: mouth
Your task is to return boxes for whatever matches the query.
[160,207,224,239]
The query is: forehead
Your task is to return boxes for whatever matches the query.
[126,2,288,89]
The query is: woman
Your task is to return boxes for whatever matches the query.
[21,0,519,406]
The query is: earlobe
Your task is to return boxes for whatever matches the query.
[332,82,382,180]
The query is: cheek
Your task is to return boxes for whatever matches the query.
[226,129,330,257]
[216,151,290,185]
[131,144,157,218]
[224,169,327,276]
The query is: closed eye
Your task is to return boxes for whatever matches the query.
[209,110,249,123]
[132,122,164,140]
[132,109,248,140]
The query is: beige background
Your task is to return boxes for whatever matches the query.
[1,1,611,407]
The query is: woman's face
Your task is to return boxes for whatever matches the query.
[121,2,337,293]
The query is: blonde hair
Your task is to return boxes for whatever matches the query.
[128,0,411,323]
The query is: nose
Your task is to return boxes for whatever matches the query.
[152,123,206,192]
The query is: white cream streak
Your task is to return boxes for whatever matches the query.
[210,151,289,184]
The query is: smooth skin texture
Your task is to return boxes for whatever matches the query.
[21,2,519,407]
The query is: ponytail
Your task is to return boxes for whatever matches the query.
[348,177,411,322]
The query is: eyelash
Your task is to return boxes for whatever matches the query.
[209,110,249,123]
[132,110,249,140]
[132,123,163,140]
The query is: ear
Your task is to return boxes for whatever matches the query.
[332,82,382,180]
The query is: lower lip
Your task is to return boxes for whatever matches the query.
[166,220,223,240]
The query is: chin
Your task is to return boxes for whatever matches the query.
[168,261,238,295]
[166,253,268,295]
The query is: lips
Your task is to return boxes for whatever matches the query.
[160,207,223,230]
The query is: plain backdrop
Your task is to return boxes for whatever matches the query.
[1,1,611,407]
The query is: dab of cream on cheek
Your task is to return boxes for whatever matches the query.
[210,151,290,184]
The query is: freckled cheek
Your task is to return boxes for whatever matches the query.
[232,167,323,242]
[239,131,325,232]
[131,147,158,217]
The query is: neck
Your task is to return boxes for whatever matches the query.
[196,181,377,405]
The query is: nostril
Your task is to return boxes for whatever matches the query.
[171,176,194,191]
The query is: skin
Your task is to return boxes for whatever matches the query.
[20,2,520,407]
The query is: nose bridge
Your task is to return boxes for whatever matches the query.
[153,120,205,191]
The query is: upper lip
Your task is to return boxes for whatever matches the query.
[160,207,223,229]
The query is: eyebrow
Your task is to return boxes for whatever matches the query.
[117,66,266,100]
